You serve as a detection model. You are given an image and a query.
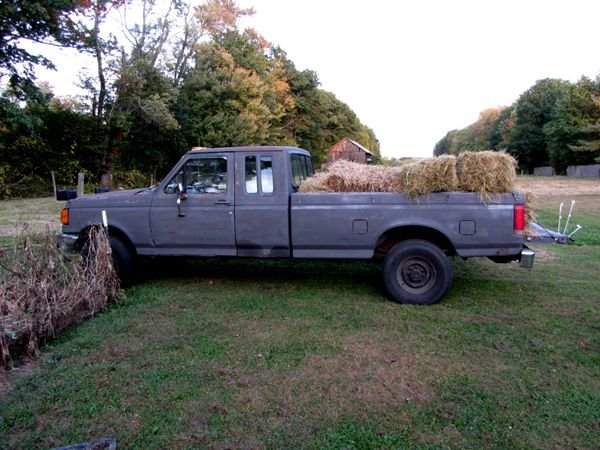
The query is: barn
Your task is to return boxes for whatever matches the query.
[327,138,373,164]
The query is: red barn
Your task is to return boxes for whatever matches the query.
[327,138,373,164]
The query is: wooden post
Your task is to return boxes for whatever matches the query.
[77,172,85,197]
[50,171,57,199]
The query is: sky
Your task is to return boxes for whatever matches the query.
[31,0,600,158]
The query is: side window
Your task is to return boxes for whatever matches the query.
[245,154,274,195]
[245,156,258,194]
[165,169,184,194]
[165,157,228,194]
[260,156,273,193]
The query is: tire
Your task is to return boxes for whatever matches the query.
[109,236,136,285]
[382,239,452,305]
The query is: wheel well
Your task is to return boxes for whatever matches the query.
[75,225,137,256]
[375,226,456,259]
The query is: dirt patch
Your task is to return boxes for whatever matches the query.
[296,339,435,407]
[178,337,446,448]
[531,248,556,261]
[236,338,441,423]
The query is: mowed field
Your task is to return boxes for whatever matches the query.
[1,176,599,449]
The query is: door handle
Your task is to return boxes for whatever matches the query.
[215,199,231,205]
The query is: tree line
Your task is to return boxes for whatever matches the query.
[0,0,379,198]
[434,77,600,174]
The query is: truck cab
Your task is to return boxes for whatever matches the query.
[149,146,314,258]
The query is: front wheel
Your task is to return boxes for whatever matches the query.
[382,239,452,305]
[109,236,136,285]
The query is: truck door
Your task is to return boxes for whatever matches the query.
[234,151,290,257]
[150,152,236,256]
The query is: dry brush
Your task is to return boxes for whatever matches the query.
[0,225,120,368]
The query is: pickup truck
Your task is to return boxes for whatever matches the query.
[59,146,534,305]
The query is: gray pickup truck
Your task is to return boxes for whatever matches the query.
[59,146,534,305]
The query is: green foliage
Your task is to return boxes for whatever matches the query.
[0,87,103,198]
[508,78,570,171]
[179,42,275,148]
[433,108,506,156]
[0,0,80,90]
[435,76,600,172]
[112,169,149,189]
[0,1,380,198]
[177,31,379,167]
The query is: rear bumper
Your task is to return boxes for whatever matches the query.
[57,232,79,252]
[519,246,535,268]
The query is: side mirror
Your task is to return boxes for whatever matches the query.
[177,183,188,200]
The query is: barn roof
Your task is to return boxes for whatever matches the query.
[329,137,373,155]
[346,138,373,155]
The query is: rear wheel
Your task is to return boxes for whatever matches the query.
[382,239,452,305]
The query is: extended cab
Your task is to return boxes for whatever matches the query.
[59,146,534,304]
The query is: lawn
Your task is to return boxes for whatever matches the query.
[1,178,599,449]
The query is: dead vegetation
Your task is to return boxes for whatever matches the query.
[0,225,120,368]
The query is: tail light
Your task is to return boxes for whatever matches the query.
[61,208,69,225]
[514,205,525,231]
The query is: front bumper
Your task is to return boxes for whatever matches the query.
[57,232,79,252]
[519,246,535,268]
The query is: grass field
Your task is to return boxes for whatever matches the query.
[1,177,599,449]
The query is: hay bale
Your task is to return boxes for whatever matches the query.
[299,161,401,193]
[524,191,538,238]
[456,151,517,198]
[397,155,457,197]
[299,151,517,198]
[298,171,334,193]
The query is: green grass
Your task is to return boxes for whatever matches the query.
[1,190,599,449]
[0,197,63,248]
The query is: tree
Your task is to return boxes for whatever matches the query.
[178,43,274,148]
[0,0,81,92]
[195,0,254,37]
[508,78,570,172]
[433,131,454,156]
[0,84,98,198]
[540,78,599,172]
[68,0,123,129]
[555,77,600,166]
[488,106,514,150]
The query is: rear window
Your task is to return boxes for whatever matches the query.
[291,154,314,189]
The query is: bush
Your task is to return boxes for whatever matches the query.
[112,169,150,189]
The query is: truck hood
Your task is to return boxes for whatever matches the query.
[66,188,156,208]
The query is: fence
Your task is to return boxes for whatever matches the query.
[566,164,600,177]
[533,167,555,176]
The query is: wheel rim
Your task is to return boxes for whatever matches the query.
[396,256,436,294]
